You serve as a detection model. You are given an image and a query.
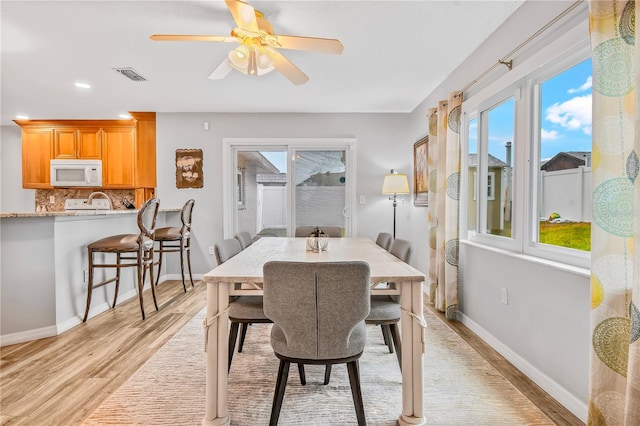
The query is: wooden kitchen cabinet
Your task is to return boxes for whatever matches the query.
[101,127,136,188]
[15,113,156,206]
[53,128,101,159]
[21,128,53,188]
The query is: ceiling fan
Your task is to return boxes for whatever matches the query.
[150,0,343,85]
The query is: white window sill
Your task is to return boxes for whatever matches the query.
[460,239,591,278]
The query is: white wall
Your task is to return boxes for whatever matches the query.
[155,112,423,275]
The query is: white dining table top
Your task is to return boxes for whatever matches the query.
[203,237,425,285]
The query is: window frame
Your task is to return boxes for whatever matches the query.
[461,36,591,269]
[464,86,522,253]
[222,138,357,239]
[523,45,592,267]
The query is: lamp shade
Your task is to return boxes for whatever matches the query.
[228,44,275,76]
[382,170,410,194]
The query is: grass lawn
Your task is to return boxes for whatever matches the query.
[539,221,591,251]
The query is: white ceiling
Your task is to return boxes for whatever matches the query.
[1,1,525,126]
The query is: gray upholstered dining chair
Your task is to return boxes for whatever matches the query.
[234,231,253,250]
[263,261,370,426]
[294,225,342,238]
[84,198,160,322]
[214,237,271,372]
[153,199,195,292]
[366,238,412,366]
[375,232,393,251]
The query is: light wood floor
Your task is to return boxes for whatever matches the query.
[1,280,583,425]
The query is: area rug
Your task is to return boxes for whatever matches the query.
[82,307,554,425]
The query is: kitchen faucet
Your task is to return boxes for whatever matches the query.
[87,191,113,210]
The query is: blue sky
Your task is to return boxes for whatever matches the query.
[261,151,287,173]
[469,57,592,162]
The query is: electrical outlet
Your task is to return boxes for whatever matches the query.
[49,195,55,204]
[501,287,508,305]
[83,269,89,283]
[359,195,366,204]
[208,246,215,255]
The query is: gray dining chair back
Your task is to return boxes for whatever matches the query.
[214,238,242,265]
[263,261,370,425]
[375,232,393,251]
[389,238,411,263]
[294,226,342,238]
[364,238,412,368]
[264,261,370,360]
[216,236,270,372]
[234,231,253,250]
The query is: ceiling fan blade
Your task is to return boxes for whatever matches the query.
[270,35,344,55]
[225,0,259,33]
[208,58,233,80]
[150,34,237,42]
[272,51,309,85]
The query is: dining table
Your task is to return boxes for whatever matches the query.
[202,237,427,425]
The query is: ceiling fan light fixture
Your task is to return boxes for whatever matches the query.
[257,46,275,70]
[228,44,250,69]
[228,43,275,76]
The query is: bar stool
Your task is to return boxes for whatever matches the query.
[154,199,195,292]
[83,198,161,322]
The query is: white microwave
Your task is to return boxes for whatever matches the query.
[50,159,102,187]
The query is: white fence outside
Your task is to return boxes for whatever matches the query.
[258,185,287,229]
[539,166,591,222]
[256,185,345,231]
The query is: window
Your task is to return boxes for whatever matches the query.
[223,138,356,239]
[472,172,495,200]
[236,168,245,207]
[535,58,592,252]
[466,93,516,244]
[462,42,591,268]
[485,97,515,238]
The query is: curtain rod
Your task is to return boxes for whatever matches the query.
[459,0,585,95]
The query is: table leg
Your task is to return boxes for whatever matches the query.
[398,281,426,426]
[203,282,231,426]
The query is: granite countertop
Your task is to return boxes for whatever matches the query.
[0,208,181,218]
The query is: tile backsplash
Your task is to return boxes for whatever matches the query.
[35,189,135,212]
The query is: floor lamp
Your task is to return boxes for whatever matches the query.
[382,169,410,239]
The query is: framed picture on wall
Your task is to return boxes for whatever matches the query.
[413,136,428,206]
[176,149,203,189]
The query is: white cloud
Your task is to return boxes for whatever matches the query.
[541,129,560,140]
[545,94,592,133]
[568,76,592,94]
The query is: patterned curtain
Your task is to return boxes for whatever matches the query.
[427,92,462,320]
[588,1,639,424]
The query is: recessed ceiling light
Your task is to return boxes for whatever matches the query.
[16,115,29,119]
[119,114,131,119]
[75,82,91,89]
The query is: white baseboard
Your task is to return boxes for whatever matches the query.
[458,312,588,423]
[1,289,141,347]
[0,325,58,346]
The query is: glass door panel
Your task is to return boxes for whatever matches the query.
[235,149,288,237]
[292,150,347,236]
